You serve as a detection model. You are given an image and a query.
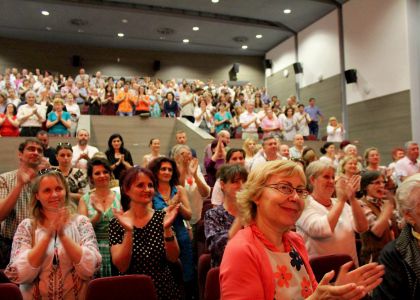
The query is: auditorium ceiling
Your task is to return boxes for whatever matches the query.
[0,0,346,56]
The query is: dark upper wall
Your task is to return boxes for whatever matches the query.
[0,37,265,87]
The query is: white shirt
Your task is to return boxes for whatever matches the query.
[326,125,345,142]
[239,111,259,133]
[184,167,210,225]
[394,156,420,184]
[17,104,46,127]
[71,144,99,169]
[296,196,359,266]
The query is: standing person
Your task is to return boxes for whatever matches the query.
[17,91,45,137]
[149,157,195,298]
[134,85,150,116]
[319,142,339,169]
[180,84,195,123]
[240,102,260,141]
[326,117,345,142]
[242,138,258,170]
[305,97,324,139]
[114,83,136,116]
[0,138,43,268]
[168,130,197,158]
[64,93,80,137]
[296,161,368,265]
[281,107,298,141]
[109,167,183,300]
[295,103,311,139]
[71,129,99,169]
[101,83,116,115]
[78,158,121,278]
[105,133,133,180]
[36,130,58,166]
[250,136,283,171]
[394,141,420,184]
[214,103,233,134]
[163,91,178,118]
[363,147,395,190]
[205,164,248,266]
[142,138,164,167]
[357,171,395,265]
[0,103,20,137]
[289,134,305,159]
[46,98,71,137]
[4,170,101,299]
[220,160,384,300]
[260,108,283,139]
[193,97,213,134]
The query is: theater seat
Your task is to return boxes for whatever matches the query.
[198,253,211,300]
[204,267,220,300]
[85,274,157,300]
[309,254,353,283]
[0,283,23,300]
[0,269,11,283]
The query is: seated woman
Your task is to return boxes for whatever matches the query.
[148,157,194,295]
[78,158,122,277]
[0,103,20,137]
[205,164,248,267]
[357,171,395,265]
[220,160,384,299]
[373,174,420,299]
[109,167,183,300]
[55,142,90,204]
[46,98,71,137]
[105,133,133,181]
[142,138,164,167]
[296,160,368,265]
[5,170,101,299]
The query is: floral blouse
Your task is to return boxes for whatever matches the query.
[5,215,101,300]
[265,247,313,300]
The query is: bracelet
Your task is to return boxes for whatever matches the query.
[164,235,175,242]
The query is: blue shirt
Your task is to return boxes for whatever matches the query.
[304,105,323,122]
[47,111,71,135]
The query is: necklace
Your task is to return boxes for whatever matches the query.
[412,228,420,241]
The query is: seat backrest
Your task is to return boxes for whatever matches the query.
[309,254,353,283]
[204,267,220,300]
[85,274,157,300]
[0,283,23,300]
[198,253,211,300]
[0,269,11,283]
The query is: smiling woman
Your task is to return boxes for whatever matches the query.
[220,160,384,300]
[4,171,101,300]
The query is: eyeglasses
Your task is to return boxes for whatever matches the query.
[38,168,61,176]
[264,183,309,199]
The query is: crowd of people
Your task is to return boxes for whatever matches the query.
[0,66,419,300]
[0,67,348,143]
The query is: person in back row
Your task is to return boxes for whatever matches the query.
[71,129,99,169]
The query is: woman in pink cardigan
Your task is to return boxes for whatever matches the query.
[220,160,385,299]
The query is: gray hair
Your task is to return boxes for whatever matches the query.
[25,90,36,99]
[395,173,420,217]
[305,160,335,192]
[343,144,357,154]
[404,141,418,151]
[172,144,191,159]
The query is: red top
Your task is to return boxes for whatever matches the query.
[0,114,20,137]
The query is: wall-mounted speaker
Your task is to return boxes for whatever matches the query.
[233,63,240,73]
[344,69,357,84]
[293,62,303,74]
[264,59,272,69]
[229,68,237,81]
[153,60,161,71]
[71,55,81,67]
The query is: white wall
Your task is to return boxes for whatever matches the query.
[344,0,410,104]
[298,10,340,88]
[265,36,295,76]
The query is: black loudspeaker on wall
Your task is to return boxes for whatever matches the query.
[71,55,81,67]
[233,63,240,73]
[293,62,303,74]
[264,59,272,69]
[153,60,161,71]
[344,69,357,84]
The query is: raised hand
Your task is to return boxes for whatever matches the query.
[51,207,70,237]
[112,208,133,232]
[188,157,199,175]
[17,167,37,185]
[163,204,180,229]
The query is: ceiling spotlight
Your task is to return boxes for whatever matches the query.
[117,33,124,37]
[183,39,190,43]
[45,26,52,31]
[41,10,50,16]
[284,9,292,14]
[122,19,128,23]
[256,34,263,39]
[193,26,199,31]
[211,0,219,3]
[242,45,248,50]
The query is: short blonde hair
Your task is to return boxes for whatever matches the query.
[339,155,358,175]
[396,173,420,216]
[236,160,306,225]
[52,97,65,106]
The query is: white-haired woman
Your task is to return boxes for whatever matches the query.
[5,170,101,299]
[220,160,384,299]
[296,160,368,265]
[373,173,420,299]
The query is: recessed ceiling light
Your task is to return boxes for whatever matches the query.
[193,26,199,31]
[242,45,248,50]
[122,19,128,23]
[41,10,49,16]
[45,26,52,31]
[183,39,190,43]
[284,9,292,14]
[211,0,219,3]
[117,33,124,37]
[256,34,263,39]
